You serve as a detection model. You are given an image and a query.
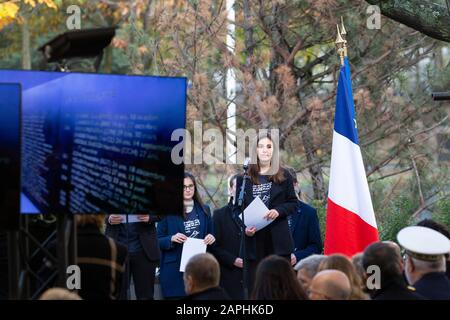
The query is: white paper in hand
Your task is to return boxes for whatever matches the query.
[118,214,141,223]
[240,196,272,231]
[179,238,207,272]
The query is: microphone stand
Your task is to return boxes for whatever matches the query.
[125,214,130,300]
[237,166,249,300]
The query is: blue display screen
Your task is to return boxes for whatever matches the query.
[0,70,186,216]
[0,83,21,229]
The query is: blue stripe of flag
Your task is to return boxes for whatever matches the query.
[334,57,359,145]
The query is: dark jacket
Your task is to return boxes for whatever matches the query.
[291,201,323,262]
[0,232,7,299]
[183,287,230,300]
[234,169,297,256]
[157,203,213,298]
[370,277,426,300]
[414,272,450,300]
[105,216,160,262]
[212,202,256,299]
[77,224,128,300]
[35,224,128,300]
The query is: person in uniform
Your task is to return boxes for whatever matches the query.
[362,241,425,300]
[397,226,450,300]
[416,219,450,280]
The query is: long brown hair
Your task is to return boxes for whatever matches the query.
[251,255,308,300]
[248,131,286,184]
[184,171,207,218]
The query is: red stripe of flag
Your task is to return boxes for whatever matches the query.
[324,198,379,256]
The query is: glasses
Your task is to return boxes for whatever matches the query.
[183,184,195,190]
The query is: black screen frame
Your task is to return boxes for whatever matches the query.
[0,83,22,230]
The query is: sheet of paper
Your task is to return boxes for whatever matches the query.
[119,214,141,223]
[179,238,207,272]
[240,196,272,231]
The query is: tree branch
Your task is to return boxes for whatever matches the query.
[365,0,450,42]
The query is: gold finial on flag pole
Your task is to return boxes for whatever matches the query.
[340,16,348,57]
[335,24,345,66]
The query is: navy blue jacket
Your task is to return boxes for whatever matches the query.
[414,272,450,300]
[291,201,323,262]
[157,203,213,298]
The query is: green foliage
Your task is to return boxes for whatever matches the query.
[378,195,416,241]
[430,197,450,230]
[312,199,327,244]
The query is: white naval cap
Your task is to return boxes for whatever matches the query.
[397,226,450,261]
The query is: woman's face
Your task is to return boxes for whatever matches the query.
[257,137,273,164]
[183,177,195,200]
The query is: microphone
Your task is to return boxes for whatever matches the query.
[243,157,250,171]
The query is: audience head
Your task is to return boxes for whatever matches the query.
[362,242,404,288]
[252,255,308,300]
[75,214,105,229]
[351,253,366,287]
[39,288,82,300]
[382,240,402,255]
[294,254,326,290]
[318,254,367,299]
[309,270,351,300]
[184,253,220,295]
[285,166,301,198]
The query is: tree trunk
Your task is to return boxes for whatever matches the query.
[366,0,450,42]
[243,0,254,70]
[268,3,285,96]
[21,16,31,70]
[103,46,113,73]
[301,124,326,200]
[143,0,153,32]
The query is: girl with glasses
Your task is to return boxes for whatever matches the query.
[157,171,215,299]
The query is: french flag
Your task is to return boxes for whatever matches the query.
[324,57,379,256]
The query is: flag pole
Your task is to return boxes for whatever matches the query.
[335,24,345,66]
[340,17,348,58]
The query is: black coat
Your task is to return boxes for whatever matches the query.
[105,216,160,262]
[35,225,128,300]
[212,202,256,299]
[370,277,426,300]
[414,272,450,300]
[234,169,297,256]
[184,287,230,300]
[77,225,128,300]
